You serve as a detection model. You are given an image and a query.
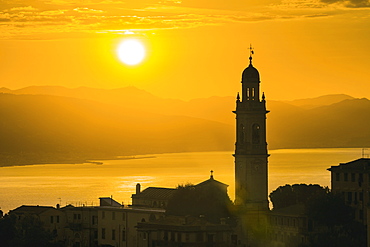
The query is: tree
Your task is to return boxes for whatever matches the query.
[270,184,366,247]
[269,184,328,210]
[304,193,366,247]
[0,214,62,247]
[166,183,234,223]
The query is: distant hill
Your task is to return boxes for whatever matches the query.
[0,93,233,166]
[283,94,354,109]
[267,98,370,149]
[0,86,369,165]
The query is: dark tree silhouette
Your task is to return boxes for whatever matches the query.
[166,183,233,223]
[304,193,366,247]
[0,214,18,246]
[269,184,328,210]
[0,214,62,247]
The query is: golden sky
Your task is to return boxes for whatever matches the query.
[0,0,369,100]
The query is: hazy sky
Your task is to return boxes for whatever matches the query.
[1,0,369,100]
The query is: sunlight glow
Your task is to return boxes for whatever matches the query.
[117,39,146,65]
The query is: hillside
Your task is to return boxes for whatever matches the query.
[0,86,369,165]
[0,93,233,166]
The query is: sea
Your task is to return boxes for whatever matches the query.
[0,148,367,214]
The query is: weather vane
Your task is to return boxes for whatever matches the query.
[248,44,254,64]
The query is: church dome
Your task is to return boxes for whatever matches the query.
[242,64,260,82]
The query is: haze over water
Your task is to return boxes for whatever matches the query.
[0,148,365,214]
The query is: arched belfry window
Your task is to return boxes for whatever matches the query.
[252,124,260,144]
[246,88,250,100]
[239,124,245,143]
[251,88,255,99]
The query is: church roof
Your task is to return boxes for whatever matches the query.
[195,176,228,188]
[242,63,260,82]
[132,187,176,200]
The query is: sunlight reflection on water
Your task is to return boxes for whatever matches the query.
[0,148,365,213]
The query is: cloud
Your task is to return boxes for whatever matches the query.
[73,7,104,13]
[9,6,38,11]
[0,0,368,39]
[319,0,370,7]
[280,0,370,8]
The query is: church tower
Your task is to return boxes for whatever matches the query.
[233,47,269,212]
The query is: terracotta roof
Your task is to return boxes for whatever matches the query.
[99,197,122,207]
[328,158,370,171]
[132,187,176,200]
[9,205,55,215]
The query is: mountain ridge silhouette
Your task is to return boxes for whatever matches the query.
[0,86,368,166]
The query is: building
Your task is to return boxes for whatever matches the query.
[136,215,237,247]
[267,204,310,247]
[328,158,370,225]
[8,205,66,244]
[98,197,165,247]
[61,204,99,247]
[135,174,235,247]
[7,197,165,247]
[233,47,269,246]
[233,47,269,211]
[132,184,176,209]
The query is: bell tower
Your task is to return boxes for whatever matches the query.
[233,46,269,212]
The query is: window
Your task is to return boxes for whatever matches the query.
[50,216,54,223]
[335,173,340,181]
[92,216,97,225]
[351,173,355,182]
[252,124,260,144]
[359,192,363,201]
[239,124,245,143]
[344,173,348,182]
[185,233,190,242]
[122,230,126,241]
[102,228,106,239]
[78,214,81,220]
[347,192,352,203]
[207,234,214,243]
[112,230,116,240]
[56,215,59,223]
[359,174,363,182]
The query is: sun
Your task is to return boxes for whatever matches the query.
[117,39,146,66]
